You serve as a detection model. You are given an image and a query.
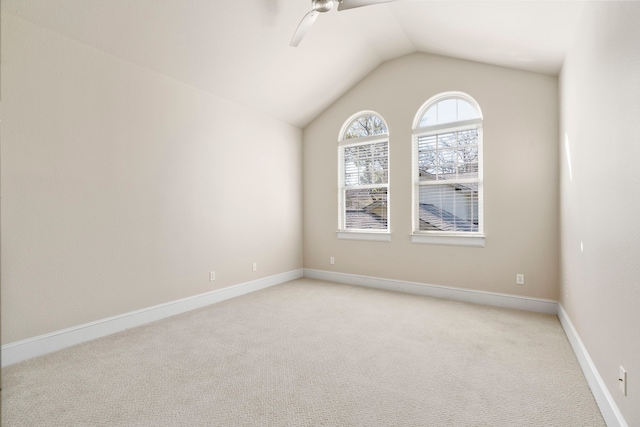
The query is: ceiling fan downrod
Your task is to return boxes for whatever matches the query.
[312,0,334,13]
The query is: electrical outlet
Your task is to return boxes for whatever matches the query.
[209,271,216,281]
[516,274,525,285]
[252,262,257,272]
[330,257,335,265]
[619,366,627,396]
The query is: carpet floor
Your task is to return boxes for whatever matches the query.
[2,278,605,426]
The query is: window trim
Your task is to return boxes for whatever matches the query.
[338,134,388,147]
[411,92,484,246]
[338,111,391,240]
[411,118,482,136]
[410,233,485,247]
[337,230,392,242]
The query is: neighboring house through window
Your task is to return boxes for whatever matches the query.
[338,112,390,241]
[412,92,485,247]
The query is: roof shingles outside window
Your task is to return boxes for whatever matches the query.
[345,200,388,230]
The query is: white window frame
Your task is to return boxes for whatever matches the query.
[338,111,391,242]
[411,92,485,247]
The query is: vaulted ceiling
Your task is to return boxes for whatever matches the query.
[2,0,584,127]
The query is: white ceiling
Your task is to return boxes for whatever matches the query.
[2,0,584,128]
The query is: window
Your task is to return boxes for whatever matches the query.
[338,112,390,241]
[412,93,484,247]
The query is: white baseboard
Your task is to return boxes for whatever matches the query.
[558,305,628,427]
[303,269,558,315]
[1,269,303,367]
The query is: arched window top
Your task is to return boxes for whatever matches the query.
[340,111,388,141]
[414,92,482,129]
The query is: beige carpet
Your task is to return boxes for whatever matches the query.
[2,278,605,426]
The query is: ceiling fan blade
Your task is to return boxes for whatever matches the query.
[337,0,396,12]
[290,10,320,47]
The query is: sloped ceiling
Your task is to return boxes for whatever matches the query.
[2,0,583,127]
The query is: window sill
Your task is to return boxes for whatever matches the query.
[337,231,391,242]
[411,233,485,247]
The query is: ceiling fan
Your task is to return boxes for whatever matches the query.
[290,0,396,47]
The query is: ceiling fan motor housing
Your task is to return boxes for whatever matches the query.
[313,0,334,13]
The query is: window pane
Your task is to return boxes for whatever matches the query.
[418,97,480,128]
[345,187,388,230]
[420,106,438,127]
[418,184,478,232]
[417,130,478,181]
[458,160,478,178]
[418,134,438,151]
[418,150,437,180]
[457,129,479,147]
[343,142,388,186]
[437,99,457,124]
[438,131,458,148]
[457,100,479,121]
[344,114,388,139]
[456,129,478,179]
[439,148,456,164]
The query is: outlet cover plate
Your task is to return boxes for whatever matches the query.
[619,366,627,396]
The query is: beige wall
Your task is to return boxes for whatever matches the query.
[1,13,303,344]
[560,2,640,425]
[304,53,559,300]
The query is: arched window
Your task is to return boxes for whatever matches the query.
[338,112,390,240]
[412,93,484,246]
